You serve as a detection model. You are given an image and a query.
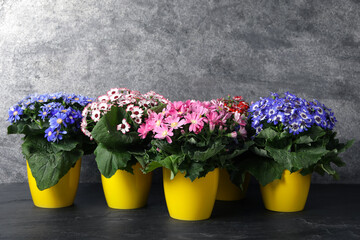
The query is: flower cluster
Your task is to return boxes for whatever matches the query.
[217,96,249,114]
[249,92,336,135]
[81,88,168,139]
[8,93,93,142]
[138,99,248,143]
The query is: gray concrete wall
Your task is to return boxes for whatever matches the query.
[0,0,359,184]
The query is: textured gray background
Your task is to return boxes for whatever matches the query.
[0,0,359,184]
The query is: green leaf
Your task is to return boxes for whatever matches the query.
[252,146,269,158]
[256,128,278,140]
[184,163,204,181]
[8,122,44,135]
[152,139,181,155]
[294,135,313,145]
[265,145,329,171]
[91,110,139,148]
[145,154,185,179]
[21,135,83,190]
[307,126,326,141]
[183,141,225,162]
[244,157,284,186]
[94,143,133,178]
[149,103,167,114]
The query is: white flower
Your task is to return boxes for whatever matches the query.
[117,118,131,134]
[91,110,101,122]
[98,95,109,103]
[98,102,109,111]
[90,102,98,110]
[82,105,90,117]
[81,118,87,128]
[134,117,142,124]
[107,88,118,96]
[126,104,134,112]
[131,106,143,119]
[110,93,121,102]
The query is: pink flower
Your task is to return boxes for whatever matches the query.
[154,126,174,143]
[117,118,131,134]
[149,112,165,128]
[233,112,247,126]
[165,116,186,130]
[207,111,221,131]
[185,112,205,133]
[230,131,237,138]
[138,123,151,139]
[238,126,247,139]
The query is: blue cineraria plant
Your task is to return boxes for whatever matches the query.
[7,93,95,190]
[241,92,354,186]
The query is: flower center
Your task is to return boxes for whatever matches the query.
[162,130,168,137]
[171,122,178,128]
[57,118,63,124]
[156,120,161,126]
[38,100,43,102]
[13,111,18,116]
[48,131,52,136]
[74,97,79,101]
[191,120,197,124]
[42,112,47,115]
[61,110,67,113]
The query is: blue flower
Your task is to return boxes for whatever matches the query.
[249,92,337,135]
[44,127,67,142]
[45,128,57,142]
[8,105,23,123]
[38,108,49,120]
[49,113,68,129]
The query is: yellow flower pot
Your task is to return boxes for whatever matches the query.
[260,169,311,212]
[27,158,81,208]
[101,162,152,209]
[163,168,219,221]
[216,168,250,201]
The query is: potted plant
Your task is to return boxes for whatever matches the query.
[212,96,253,201]
[243,92,354,212]
[7,93,95,208]
[139,100,250,220]
[81,88,168,209]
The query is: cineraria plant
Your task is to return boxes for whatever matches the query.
[242,92,354,186]
[81,88,168,178]
[7,93,95,190]
[214,96,254,187]
[139,99,253,181]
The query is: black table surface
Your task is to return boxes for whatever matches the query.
[0,182,359,240]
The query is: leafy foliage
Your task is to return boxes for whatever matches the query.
[143,126,252,181]
[22,135,83,190]
[245,123,354,186]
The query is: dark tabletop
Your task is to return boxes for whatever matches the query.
[0,182,359,240]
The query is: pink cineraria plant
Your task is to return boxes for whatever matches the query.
[140,99,248,143]
[139,98,252,181]
[81,88,168,140]
[81,88,169,177]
